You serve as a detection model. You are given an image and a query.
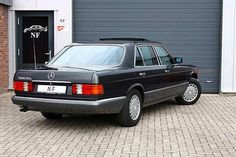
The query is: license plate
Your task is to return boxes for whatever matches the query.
[37,85,67,94]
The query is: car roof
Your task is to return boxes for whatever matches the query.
[71,38,163,45]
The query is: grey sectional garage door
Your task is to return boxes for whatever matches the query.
[73,0,221,93]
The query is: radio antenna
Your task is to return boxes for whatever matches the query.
[32,36,37,69]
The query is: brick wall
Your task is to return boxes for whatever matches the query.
[0,4,8,93]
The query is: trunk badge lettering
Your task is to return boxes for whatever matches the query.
[47,72,55,80]
[18,76,32,81]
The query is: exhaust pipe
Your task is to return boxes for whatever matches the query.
[19,106,28,112]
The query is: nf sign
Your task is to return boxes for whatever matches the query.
[24,25,48,34]
[30,32,40,39]
[24,25,48,39]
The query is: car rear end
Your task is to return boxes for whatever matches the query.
[12,44,126,114]
[13,68,102,99]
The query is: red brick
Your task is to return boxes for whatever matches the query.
[0,4,8,93]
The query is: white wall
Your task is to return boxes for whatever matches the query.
[8,0,72,89]
[221,0,236,93]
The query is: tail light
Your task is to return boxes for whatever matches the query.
[13,81,34,92]
[72,84,104,95]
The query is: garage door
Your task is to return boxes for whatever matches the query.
[73,0,221,93]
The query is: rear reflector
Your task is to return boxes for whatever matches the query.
[13,81,33,92]
[72,84,104,95]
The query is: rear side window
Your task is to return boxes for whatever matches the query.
[138,46,158,66]
[135,49,144,66]
[154,46,173,65]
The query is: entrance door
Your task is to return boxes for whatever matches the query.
[16,12,54,70]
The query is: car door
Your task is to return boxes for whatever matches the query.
[153,45,189,97]
[135,45,168,106]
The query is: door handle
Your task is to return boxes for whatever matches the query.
[139,72,146,77]
[165,69,170,73]
[45,50,52,61]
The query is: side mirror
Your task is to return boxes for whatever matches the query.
[174,57,183,64]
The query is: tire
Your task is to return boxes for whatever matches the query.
[41,112,63,119]
[175,78,202,105]
[117,89,143,127]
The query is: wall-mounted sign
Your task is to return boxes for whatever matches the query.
[57,25,69,32]
[24,25,48,38]
[57,26,65,31]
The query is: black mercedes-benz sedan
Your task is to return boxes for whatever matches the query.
[12,38,201,126]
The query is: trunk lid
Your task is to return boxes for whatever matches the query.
[14,66,98,100]
[14,66,95,83]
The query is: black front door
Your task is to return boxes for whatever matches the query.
[16,12,54,70]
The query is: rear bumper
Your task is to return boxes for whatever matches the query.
[12,96,126,114]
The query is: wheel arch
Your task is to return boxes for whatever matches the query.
[127,83,145,103]
[191,72,198,79]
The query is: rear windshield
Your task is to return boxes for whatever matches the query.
[49,45,124,66]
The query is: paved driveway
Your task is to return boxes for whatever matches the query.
[0,93,235,157]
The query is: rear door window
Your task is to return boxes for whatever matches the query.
[135,48,144,66]
[138,46,158,66]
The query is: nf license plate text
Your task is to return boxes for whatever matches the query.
[37,85,66,94]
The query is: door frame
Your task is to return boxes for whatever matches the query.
[15,11,54,70]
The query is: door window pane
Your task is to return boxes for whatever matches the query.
[135,48,143,66]
[138,46,158,66]
[154,46,173,65]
